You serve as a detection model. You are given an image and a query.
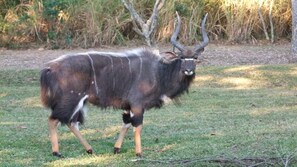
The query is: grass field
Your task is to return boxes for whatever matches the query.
[1,64,297,166]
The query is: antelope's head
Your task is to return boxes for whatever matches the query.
[162,12,209,76]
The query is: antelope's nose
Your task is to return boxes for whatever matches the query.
[184,69,194,76]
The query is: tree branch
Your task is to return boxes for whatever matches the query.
[269,0,274,43]
[121,0,165,46]
[131,20,144,36]
[121,0,145,28]
[147,0,164,34]
[258,3,269,41]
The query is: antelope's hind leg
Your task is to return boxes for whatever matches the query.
[67,122,93,154]
[48,118,63,157]
[67,96,93,154]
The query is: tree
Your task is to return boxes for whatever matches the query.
[292,0,297,63]
[121,0,164,46]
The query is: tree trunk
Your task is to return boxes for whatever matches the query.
[291,0,297,63]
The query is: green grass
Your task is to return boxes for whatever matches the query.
[1,64,297,166]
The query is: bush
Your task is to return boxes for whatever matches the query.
[0,0,292,48]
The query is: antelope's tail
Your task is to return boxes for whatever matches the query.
[40,68,61,109]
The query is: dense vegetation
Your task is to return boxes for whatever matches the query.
[0,0,291,48]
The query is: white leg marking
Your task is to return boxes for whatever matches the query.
[70,95,89,121]
[130,112,134,118]
[82,105,88,117]
[161,95,173,104]
[124,123,131,128]
[71,122,80,131]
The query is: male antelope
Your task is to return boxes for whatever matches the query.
[40,12,209,157]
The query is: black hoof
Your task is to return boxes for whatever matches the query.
[136,153,142,158]
[52,152,63,158]
[86,149,93,154]
[114,147,121,154]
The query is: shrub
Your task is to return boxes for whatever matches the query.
[0,0,292,48]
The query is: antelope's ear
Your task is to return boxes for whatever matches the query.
[160,52,178,63]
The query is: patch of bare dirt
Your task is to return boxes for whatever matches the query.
[200,43,291,66]
[0,43,292,70]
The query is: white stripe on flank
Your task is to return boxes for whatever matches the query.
[70,95,89,121]
[87,54,99,95]
[108,56,116,90]
[126,57,132,73]
[138,55,143,80]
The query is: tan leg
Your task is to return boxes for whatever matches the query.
[114,123,131,153]
[129,106,144,157]
[48,118,61,157]
[67,122,93,154]
[134,125,142,157]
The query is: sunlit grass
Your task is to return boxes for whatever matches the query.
[1,64,297,166]
[22,96,43,107]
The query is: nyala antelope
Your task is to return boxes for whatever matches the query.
[40,12,209,158]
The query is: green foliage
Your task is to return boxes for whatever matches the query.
[174,0,205,17]
[0,0,20,16]
[1,65,297,166]
[43,1,68,19]
[0,0,292,48]
[175,1,189,16]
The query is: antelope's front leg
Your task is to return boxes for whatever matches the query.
[114,111,133,154]
[131,107,144,157]
[114,123,131,154]
[134,124,143,157]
